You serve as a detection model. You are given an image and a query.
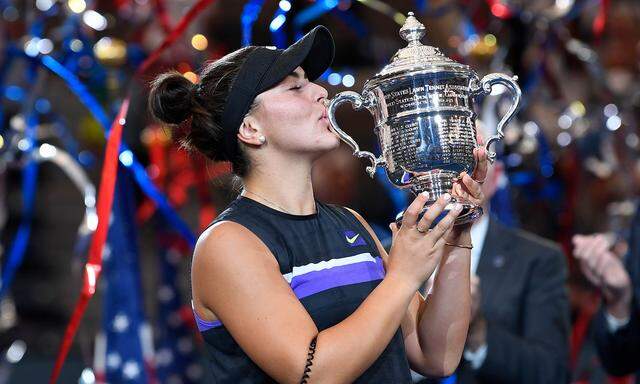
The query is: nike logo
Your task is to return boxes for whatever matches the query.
[346,234,360,244]
[343,230,366,247]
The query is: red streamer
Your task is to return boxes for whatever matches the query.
[49,0,216,382]
[154,0,173,34]
[137,0,214,76]
[592,0,610,40]
[49,99,130,384]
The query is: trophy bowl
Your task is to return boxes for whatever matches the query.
[327,12,522,226]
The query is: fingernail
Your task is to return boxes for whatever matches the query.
[421,191,429,198]
[443,193,451,201]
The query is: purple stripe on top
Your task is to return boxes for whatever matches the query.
[290,257,385,299]
[192,308,223,332]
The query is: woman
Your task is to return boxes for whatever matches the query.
[149,26,487,383]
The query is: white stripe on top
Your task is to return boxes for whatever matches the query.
[282,252,376,283]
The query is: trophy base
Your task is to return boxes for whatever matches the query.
[394,199,483,228]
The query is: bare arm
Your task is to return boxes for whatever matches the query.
[416,231,472,374]
[347,209,471,376]
[404,147,486,375]
[192,194,459,383]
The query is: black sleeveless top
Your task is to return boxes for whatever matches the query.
[193,196,412,383]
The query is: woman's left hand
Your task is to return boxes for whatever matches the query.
[447,141,489,241]
[452,145,488,210]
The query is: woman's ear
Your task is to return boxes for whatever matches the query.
[237,116,265,146]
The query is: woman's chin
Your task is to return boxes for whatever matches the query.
[310,134,341,157]
[324,131,341,149]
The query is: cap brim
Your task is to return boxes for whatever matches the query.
[259,26,335,92]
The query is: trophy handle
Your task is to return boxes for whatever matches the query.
[327,91,384,178]
[473,74,522,163]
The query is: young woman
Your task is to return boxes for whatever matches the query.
[149,26,487,384]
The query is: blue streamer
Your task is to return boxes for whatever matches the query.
[128,158,196,245]
[0,15,48,299]
[51,115,83,161]
[536,130,554,179]
[293,0,338,29]
[461,18,479,41]
[241,0,267,46]
[0,113,39,300]
[415,0,428,13]
[270,1,292,48]
[330,8,369,38]
[0,46,17,129]
[0,15,50,299]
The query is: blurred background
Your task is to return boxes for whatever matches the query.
[0,0,639,382]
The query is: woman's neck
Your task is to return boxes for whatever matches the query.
[241,158,317,215]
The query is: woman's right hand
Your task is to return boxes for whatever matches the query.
[386,192,463,290]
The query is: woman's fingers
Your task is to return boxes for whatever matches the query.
[416,193,452,231]
[451,172,483,206]
[476,130,485,146]
[461,172,481,197]
[428,202,463,240]
[461,172,484,205]
[402,191,430,228]
[472,147,489,183]
[389,222,399,241]
[451,181,466,200]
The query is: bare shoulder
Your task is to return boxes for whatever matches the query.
[191,221,280,313]
[193,220,278,272]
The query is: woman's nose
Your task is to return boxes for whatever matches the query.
[313,83,329,102]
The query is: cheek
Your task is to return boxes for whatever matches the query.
[260,98,321,145]
[263,95,314,125]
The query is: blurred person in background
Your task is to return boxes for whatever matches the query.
[573,207,640,383]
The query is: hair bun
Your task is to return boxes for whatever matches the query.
[149,71,194,125]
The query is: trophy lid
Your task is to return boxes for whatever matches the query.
[366,12,471,88]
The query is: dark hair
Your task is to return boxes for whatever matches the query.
[148,46,260,177]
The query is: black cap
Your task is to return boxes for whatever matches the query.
[221,26,335,159]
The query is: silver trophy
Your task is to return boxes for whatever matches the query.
[327,12,522,225]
